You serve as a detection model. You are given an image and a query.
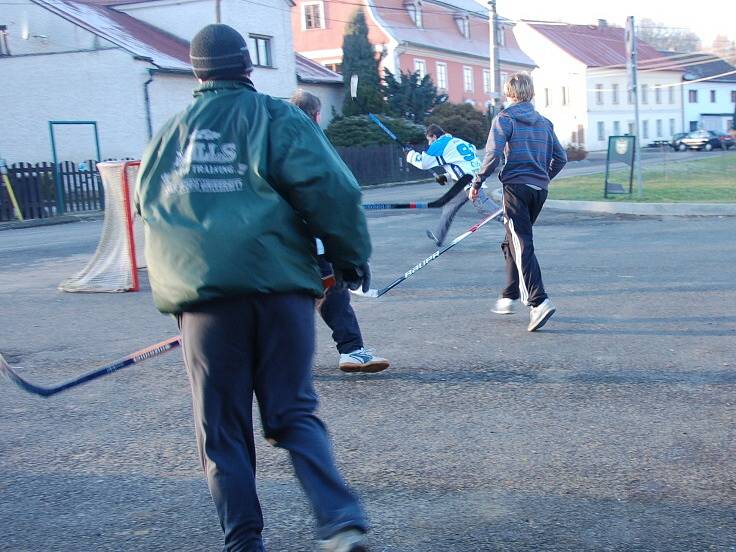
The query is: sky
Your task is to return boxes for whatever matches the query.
[474,0,736,48]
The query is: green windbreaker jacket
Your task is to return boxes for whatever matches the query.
[135,80,371,314]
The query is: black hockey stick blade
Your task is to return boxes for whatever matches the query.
[351,208,503,299]
[0,336,181,398]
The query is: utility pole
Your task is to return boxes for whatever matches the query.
[215,0,221,23]
[487,1,502,118]
[626,16,643,196]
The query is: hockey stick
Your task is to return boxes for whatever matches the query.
[352,207,503,298]
[368,113,408,150]
[362,179,468,211]
[0,336,181,397]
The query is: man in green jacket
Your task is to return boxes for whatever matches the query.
[136,24,371,552]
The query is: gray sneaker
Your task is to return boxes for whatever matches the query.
[492,297,519,315]
[318,528,368,552]
[339,348,390,373]
[528,299,556,332]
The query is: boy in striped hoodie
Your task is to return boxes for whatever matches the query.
[471,72,567,331]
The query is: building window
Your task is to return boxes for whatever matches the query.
[612,84,619,105]
[436,62,447,90]
[655,85,661,104]
[561,86,568,106]
[0,25,10,56]
[406,1,422,28]
[302,2,325,30]
[483,69,491,94]
[595,84,603,105]
[641,84,648,104]
[669,87,675,104]
[628,89,634,104]
[688,89,698,103]
[613,121,620,135]
[496,25,505,46]
[656,119,662,137]
[455,14,470,38]
[628,122,635,135]
[544,88,550,107]
[463,66,473,92]
[326,62,342,74]
[669,118,675,136]
[597,121,605,141]
[414,59,426,79]
[249,35,272,67]
[642,120,649,139]
[732,90,736,103]
[710,90,716,103]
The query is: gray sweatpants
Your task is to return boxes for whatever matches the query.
[433,186,501,246]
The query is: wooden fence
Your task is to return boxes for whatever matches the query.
[0,145,425,222]
[0,160,104,222]
[336,143,426,186]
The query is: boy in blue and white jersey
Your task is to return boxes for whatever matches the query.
[406,124,501,247]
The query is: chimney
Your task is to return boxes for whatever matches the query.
[598,19,608,29]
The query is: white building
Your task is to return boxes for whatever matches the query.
[513,20,684,151]
[0,0,297,163]
[671,53,736,133]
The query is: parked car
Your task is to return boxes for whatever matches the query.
[678,130,731,151]
[669,132,688,151]
[713,131,735,150]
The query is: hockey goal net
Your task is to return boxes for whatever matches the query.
[59,160,144,293]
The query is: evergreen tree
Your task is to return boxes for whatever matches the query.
[341,9,385,116]
[383,69,445,124]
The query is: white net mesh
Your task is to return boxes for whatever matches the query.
[59,161,144,293]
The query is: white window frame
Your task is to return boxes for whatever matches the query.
[436,62,448,91]
[249,34,273,68]
[595,84,604,105]
[544,88,550,107]
[613,120,621,135]
[483,69,491,94]
[612,83,619,105]
[463,65,474,92]
[669,118,676,136]
[414,59,426,80]
[656,119,662,137]
[406,1,422,28]
[641,84,648,104]
[710,90,717,103]
[597,121,605,141]
[655,85,661,104]
[669,87,675,104]
[642,120,649,139]
[688,89,698,103]
[301,1,325,31]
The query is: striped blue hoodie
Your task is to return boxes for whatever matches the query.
[476,101,567,191]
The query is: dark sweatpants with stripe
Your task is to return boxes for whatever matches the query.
[178,294,366,551]
[501,183,548,308]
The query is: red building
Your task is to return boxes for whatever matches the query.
[291,0,535,109]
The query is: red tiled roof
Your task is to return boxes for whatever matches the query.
[526,22,676,69]
[31,0,192,70]
[371,1,535,67]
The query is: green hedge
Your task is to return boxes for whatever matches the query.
[425,103,491,147]
[326,115,426,147]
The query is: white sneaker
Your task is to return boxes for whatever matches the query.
[339,348,390,373]
[318,528,368,552]
[528,299,556,332]
[492,297,519,315]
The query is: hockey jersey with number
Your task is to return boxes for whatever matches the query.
[406,134,481,182]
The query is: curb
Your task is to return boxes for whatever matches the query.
[545,200,736,216]
[0,211,104,231]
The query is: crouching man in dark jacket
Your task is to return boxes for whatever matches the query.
[136,24,371,552]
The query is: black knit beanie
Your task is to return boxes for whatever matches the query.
[190,24,254,80]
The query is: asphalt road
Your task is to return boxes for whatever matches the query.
[1,194,734,551]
